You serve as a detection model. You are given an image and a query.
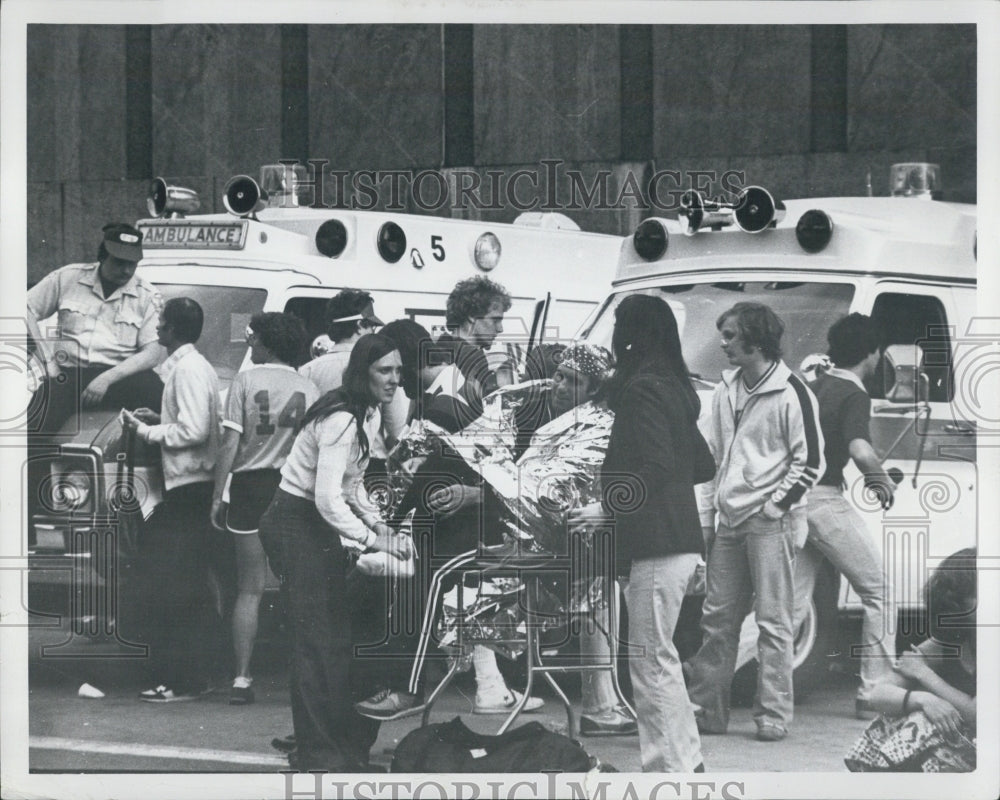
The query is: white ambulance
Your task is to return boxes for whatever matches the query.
[579,164,980,690]
[28,165,623,632]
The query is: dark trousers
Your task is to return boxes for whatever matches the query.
[134,481,221,691]
[350,512,492,697]
[260,489,379,771]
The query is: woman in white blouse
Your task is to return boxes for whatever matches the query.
[259,333,411,772]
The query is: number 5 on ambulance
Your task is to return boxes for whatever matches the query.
[580,165,980,693]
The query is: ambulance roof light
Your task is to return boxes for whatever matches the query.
[260,163,308,208]
[633,219,669,261]
[377,222,407,263]
[147,177,200,218]
[795,209,834,253]
[315,219,348,258]
[890,163,943,200]
[474,232,501,271]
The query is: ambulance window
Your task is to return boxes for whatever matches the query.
[284,297,330,356]
[869,292,952,402]
[583,281,855,384]
[155,284,266,380]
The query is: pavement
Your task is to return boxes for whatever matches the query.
[22,619,874,774]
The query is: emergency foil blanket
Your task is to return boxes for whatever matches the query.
[429,393,616,659]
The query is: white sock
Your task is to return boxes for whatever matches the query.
[473,645,506,693]
[233,676,252,689]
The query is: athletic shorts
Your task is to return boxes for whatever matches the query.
[226,469,282,534]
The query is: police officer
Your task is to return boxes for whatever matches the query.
[27,222,164,431]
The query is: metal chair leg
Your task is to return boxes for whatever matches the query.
[497,578,537,735]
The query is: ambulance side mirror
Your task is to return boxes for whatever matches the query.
[882,344,930,404]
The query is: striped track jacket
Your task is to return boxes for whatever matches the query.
[697,360,825,530]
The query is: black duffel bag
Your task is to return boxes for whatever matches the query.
[390,717,596,773]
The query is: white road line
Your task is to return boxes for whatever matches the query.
[29,736,288,767]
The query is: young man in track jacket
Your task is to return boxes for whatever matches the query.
[685,302,825,742]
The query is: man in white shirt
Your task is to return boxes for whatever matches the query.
[122,297,222,703]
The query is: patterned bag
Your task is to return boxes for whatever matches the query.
[844,710,976,773]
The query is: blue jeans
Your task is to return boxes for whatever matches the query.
[687,511,801,732]
[796,486,894,702]
[627,553,703,771]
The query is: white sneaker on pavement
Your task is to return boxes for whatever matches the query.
[473,687,545,715]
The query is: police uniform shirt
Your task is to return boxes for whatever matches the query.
[27,262,162,368]
[222,364,320,474]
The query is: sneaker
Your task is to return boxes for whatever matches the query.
[755,721,788,742]
[138,684,203,703]
[855,698,878,721]
[473,688,544,715]
[354,688,423,720]
[230,678,255,706]
[580,706,638,737]
[693,706,726,735]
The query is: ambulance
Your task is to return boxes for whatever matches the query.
[579,164,980,691]
[27,164,623,635]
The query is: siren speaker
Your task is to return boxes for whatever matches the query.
[224,175,267,216]
[147,178,201,218]
[734,186,785,233]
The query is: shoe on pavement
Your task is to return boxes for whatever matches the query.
[354,688,424,720]
[138,684,207,703]
[693,706,726,735]
[755,721,788,742]
[271,734,296,753]
[580,706,638,737]
[229,678,255,706]
[473,688,544,715]
[855,698,878,721]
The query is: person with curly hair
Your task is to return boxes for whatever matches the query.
[211,312,319,705]
[846,547,976,772]
[438,275,512,421]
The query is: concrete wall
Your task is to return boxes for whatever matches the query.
[26,23,977,284]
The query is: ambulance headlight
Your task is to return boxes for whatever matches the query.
[474,232,502,271]
[795,210,834,253]
[377,222,407,263]
[633,219,668,261]
[316,219,348,258]
[45,469,93,513]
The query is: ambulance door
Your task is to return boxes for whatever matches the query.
[851,283,976,631]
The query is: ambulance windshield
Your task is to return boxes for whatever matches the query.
[154,284,267,381]
[583,281,856,383]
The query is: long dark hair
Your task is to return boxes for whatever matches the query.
[299,333,398,461]
[606,294,698,418]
